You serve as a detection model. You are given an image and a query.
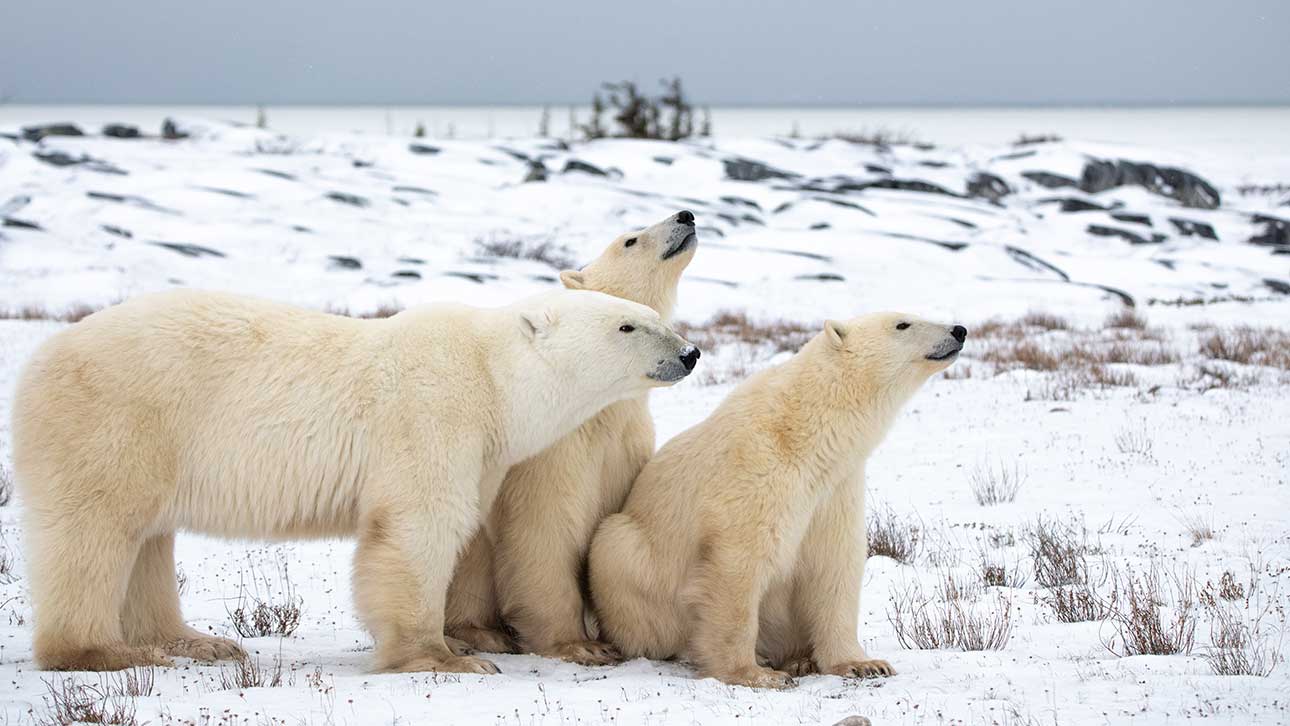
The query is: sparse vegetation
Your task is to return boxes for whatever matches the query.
[0,463,12,506]
[475,232,578,270]
[219,655,285,690]
[1198,326,1290,370]
[580,77,699,141]
[866,505,921,564]
[888,573,1014,651]
[1178,511,1215,547]
[978,549,1027,588]
[1104,562,1198,657]
[1027,517,1096,589]
[1113,424,1154,456]
[968,459,1025,506]
[1105,309,1148,330]
[325,303,403,319]
[1014,133,1063,146]
[38,677,138,726]
[674,309,816,358]
[228,555,303,638]
[828,127,928,150]
[0,303,100,323]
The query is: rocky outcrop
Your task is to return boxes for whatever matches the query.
[1080,158,1220,209]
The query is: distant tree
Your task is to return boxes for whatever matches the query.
[581,93,608,140]
[658,77,694,141]
[789,121,801,139]
[567,106,578,141]
[413,120,426,138]
[537,106,550,137]
[255,105,268,129]
[700,106,712,137]
[582,77,704,141]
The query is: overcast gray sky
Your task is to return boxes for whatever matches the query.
[3,0,1287,106]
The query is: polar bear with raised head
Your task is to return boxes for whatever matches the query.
[588,312,965,688]
[13,288,698,673]
[446,210,699,665]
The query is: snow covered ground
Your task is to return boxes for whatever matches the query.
[1,115,1288,724]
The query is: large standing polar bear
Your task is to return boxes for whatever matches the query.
[589,313,965,688]
[13,288,699,673]
[446,211,698,664]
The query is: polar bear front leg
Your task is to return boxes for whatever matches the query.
[354,464,499,674]
[792,477,894,679]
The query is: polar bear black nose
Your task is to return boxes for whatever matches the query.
[951,325,967,343]
[680,346,701,371]
[676,210,695,226]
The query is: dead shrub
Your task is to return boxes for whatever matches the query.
[1105,309,1148,330]
[1020,311,1070,331]
[1104,562,1198,657]
[888,575,1014,651]
[0,303,101,323]
[1044,583,1114,623]
[1203,607,1283,676]
[218,655,285,690]
[829,127,926,149]
[969,459,1025,506]
[1179,511,1215,547]
[228,555,303,638]
[475,232,578,270]
[866,505,920,564]
[981,341,1063,372]
[675,310,815,355]
[1014,133,1063,146]
[1183,362,1262,391]
[1199,327,1290,370]
[103,667,155,698]
[1217,571,1245,601]
[1113,424,1153,456]
[1101,342,1179,366]
[38,678,138,726]
[1027,517,1095,588]
[978,550,1027,588]
[0,464,11,506]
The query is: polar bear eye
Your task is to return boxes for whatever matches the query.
[619,324,636,333]
[624,238,637,248]
[896,322,911,330]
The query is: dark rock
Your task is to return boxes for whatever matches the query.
[161,118,189,140]
[392,270,422,279]
[33,150,127,175]
[939,216,978,229]
[325,191,369,207]
[810,222,831,230]
[196,186,255,199]
[443,271,499,284]
[809,196,876,215]
[864,164,892,174]
[101,224,133,238]
[1110,212,1151,226]
[86,191,178,214]
[21,123,84,142]
[1005,246,1069,280]
[1041,197,1109,213]
[881,232,969,251]
[392,185,438,196]
[653,156,674,165]
[1080,158,1220,209]
[398,257,426,264]
[1249,215,1289,246]
[523,160,548,183]
[291,225,311,233]
[967,172,1011,202]
[849,178,963,198]
[1087,224,1166,245]
[329,255,363,270]
[1169,218,1217,239]
[151,241,226,258]
[991,149,1038,162]
[351,159,374,168]
[919,160,950,168]
[772,201,793,214]
[3,217,42,230]
[1265,279,1290,294]
[720,195,762,212]
[409,143,441,155]
[723,157,798,182]
[563,159,612,177]
[102,124,141,139]
[1022,171,1078,189]
[796,273,845,281]
[256,168,297,181]
[495,147,530,162]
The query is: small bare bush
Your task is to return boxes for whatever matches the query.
[1198,327,1290,370]
[1014,133,1063,146]
[0,464,12,506]
[1104,562,1198,657]
[1113,424,1153,456]
[1217,571,1245,601]
[1105,309,1148,330]
[38,678,138,726]
[888,576,1014,651]
[1203,605,1283,676]
[475,232,578,270]
[978,550,1027,588]
[103,667,155,698]
[228,555,303,638]
[1179,511,1215,547]
[830,127,925,149]
[969,459,1025,505]
[1020,311,1070,331]
[1044,583,1114,623]
[1183,362,1262,391]
[219,655,285,690]
[675,310,815,355]
[1027,517,1095,588]
[866,505,920,564]
[0,303,101,323]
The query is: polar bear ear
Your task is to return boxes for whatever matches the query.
[559,270,587,290]
[520,308,556,339]
[824,320,848,348]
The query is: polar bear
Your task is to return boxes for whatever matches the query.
[588,313,965,688]
[13,288,698,673]
[446,210,698,664]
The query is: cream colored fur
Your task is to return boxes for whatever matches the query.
[446,212,698,664]
[13,288,694,673]
[588,313,963,688]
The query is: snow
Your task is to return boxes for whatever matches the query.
[1,114,1288,725]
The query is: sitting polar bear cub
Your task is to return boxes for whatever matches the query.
[589,312,965,688]
[13,288,698,673]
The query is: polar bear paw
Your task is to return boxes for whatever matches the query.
[713,665,796,690]
[825,659,895,679]
[391,654,501,674]
[537,640,622,666]
[164,635,247,662]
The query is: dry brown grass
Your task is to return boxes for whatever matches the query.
[888,573,1014,651]
[675,310,816,355]
[1178,511,1216,547]
[1104,562,1199,657]
[969,459,1025,506]
[1105,309,1148,330]
[1027,517,1097,589]
[977,549,1027,588]
[38,677,138,726]
[476,232,578,270]
[218,655,286,690]
[1198,327,1290,370]
[227,557,303,638]
[0,303,101,323]
[866,505,920,564]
